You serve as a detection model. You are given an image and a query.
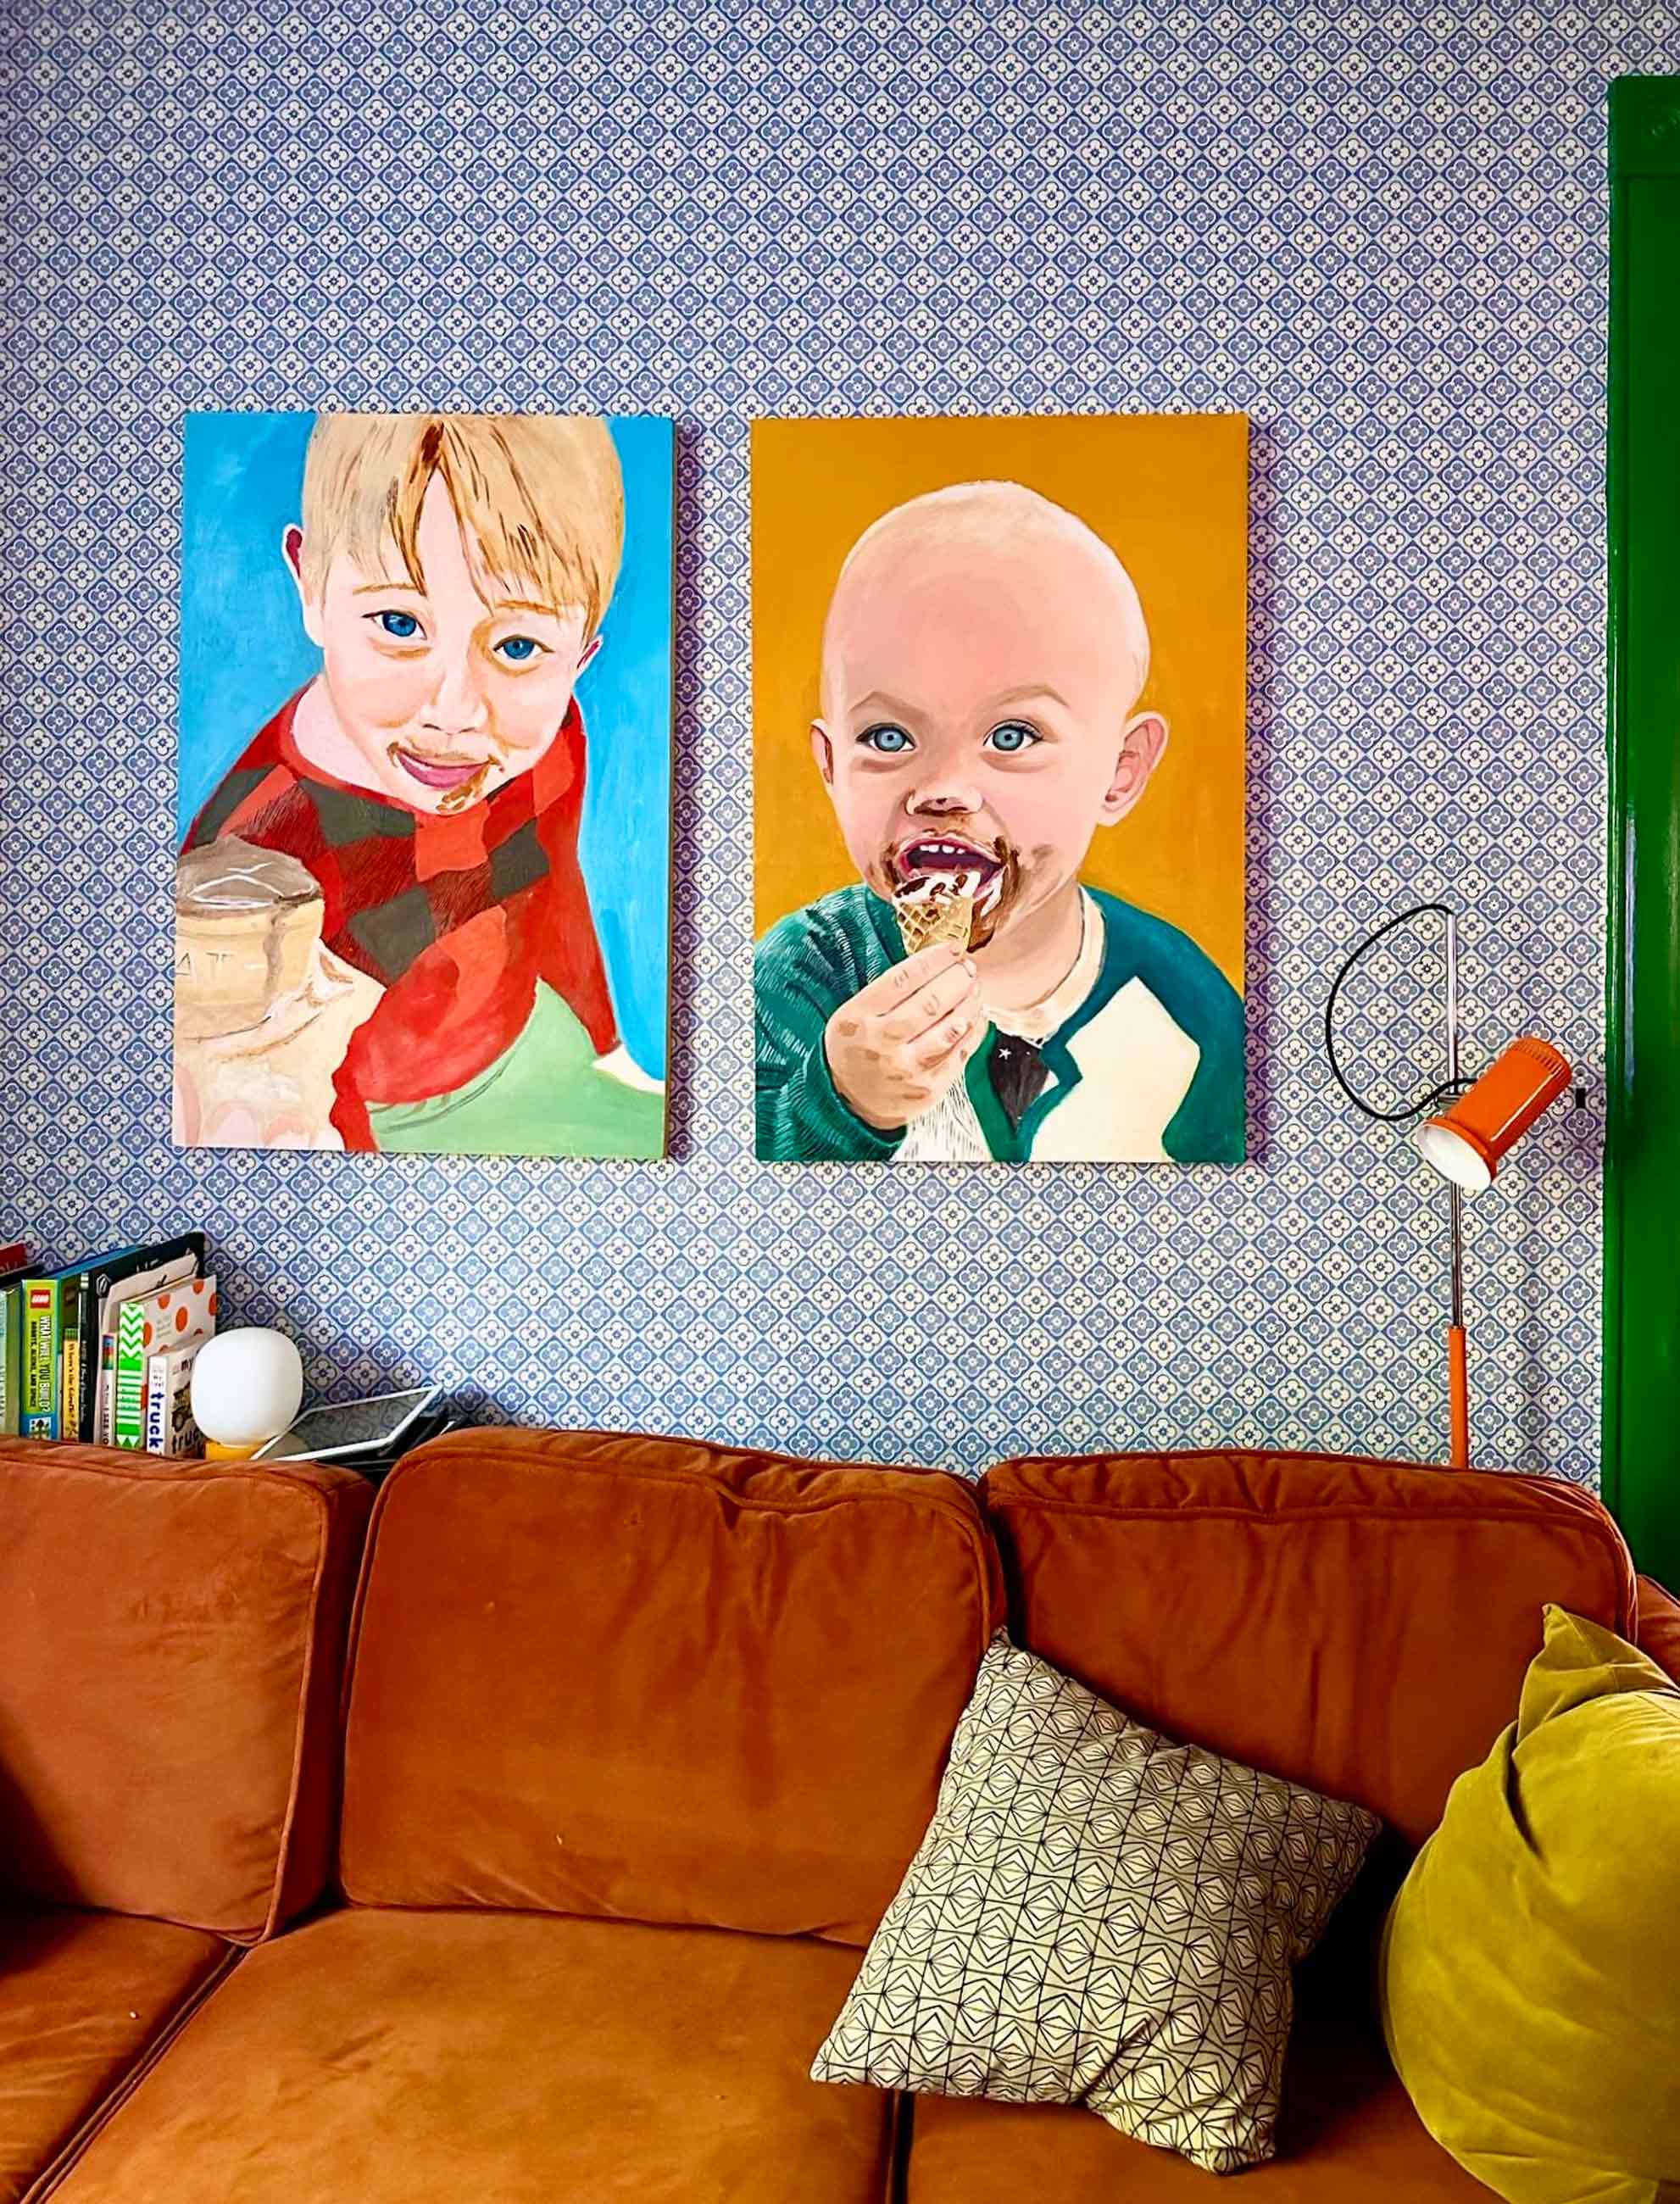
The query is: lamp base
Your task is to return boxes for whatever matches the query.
[203,1439,264,1461]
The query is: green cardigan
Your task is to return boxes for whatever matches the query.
[754,882,1244,1164]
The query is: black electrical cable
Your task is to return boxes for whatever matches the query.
[1323,902,1473,1125]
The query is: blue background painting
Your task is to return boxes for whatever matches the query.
[179,411,673,1080]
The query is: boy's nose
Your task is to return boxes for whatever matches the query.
[424,657,489,737]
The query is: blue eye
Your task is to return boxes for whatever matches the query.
[374,610,420,640]
[859,724,914,754]
[497,636,541,665]
[985,721,1041,754]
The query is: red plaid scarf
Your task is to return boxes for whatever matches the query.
[183,689,618,1148]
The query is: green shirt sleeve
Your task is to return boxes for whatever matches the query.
[754,892,905,1162]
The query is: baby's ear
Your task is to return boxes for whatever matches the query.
[1101,711,1168,821]
[810,721,837,787]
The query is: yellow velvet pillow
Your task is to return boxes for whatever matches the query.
[1380,1604,1680,2204]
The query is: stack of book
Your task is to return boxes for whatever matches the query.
[1,1231,216,1454]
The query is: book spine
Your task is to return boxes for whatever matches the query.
[72,1272,97,1443]
[99,1342,116,1448]
[144,1345,202,1456]
[113,1301,148,1450]
[144,1355,166,1454]
[61,1299,81,1438]
[0,1285,18,1439]
[20,1279,62,1439]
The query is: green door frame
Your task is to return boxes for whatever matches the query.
[1605,78,1680,1586]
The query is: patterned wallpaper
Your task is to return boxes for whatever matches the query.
[7,2,1677,1482]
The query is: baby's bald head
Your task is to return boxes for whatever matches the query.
[820,481,1152,728]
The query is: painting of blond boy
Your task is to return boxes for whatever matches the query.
[176,411,671,1159]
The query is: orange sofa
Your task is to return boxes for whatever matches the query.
[3,1429,1677,2203]
[0,1442,372,2204]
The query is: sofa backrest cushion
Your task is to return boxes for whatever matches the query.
[1636,1573,1680,1683]
[338,1428,1001,1945]
[981,1450,1637,1845]
[0,1443,373,1940]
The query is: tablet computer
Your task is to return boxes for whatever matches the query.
[253,1385,440,1464]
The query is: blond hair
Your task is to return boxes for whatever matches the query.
[299,414,624,636]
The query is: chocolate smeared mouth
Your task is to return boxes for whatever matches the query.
[391,745,492,796]
[891,837,1009,922]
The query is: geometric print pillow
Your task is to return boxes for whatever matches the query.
[811,1634,1380,2173]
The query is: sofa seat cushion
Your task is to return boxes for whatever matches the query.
[0,1905,232,2204]
[904,1997,1491,2201]
[48,1907,898,2204]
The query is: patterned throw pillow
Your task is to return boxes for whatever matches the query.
[812,1635,1380,2173]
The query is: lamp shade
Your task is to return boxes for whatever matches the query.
[189,1327,303,1452]
[1416,1037,1572,1194]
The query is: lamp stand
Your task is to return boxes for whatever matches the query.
[1444,914,1469,1467]
[1448,1231,1468,1467]
[1328,900,1571,1475]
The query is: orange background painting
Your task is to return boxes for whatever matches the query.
[752,414,1249,990]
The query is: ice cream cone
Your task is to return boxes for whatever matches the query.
[894,887,976,956]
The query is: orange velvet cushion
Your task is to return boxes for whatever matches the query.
[339,1428,1002,1943]
[0,1906,232,2204]
[981,1451,1635,1844]
[1637,1574,1680,1683]
[47,1909,899,2204]
[0,1443,373,1940]
[905,1993,1490,2201]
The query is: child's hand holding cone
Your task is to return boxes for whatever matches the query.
[822,942,986,1132]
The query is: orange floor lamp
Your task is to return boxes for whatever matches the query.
[1324,904,1575,1468]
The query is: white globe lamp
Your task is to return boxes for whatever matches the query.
[190,1328,303,1460]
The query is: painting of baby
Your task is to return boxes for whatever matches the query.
[754,417,1247,1165]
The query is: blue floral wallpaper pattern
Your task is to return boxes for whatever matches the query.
[6,1,1676,1481]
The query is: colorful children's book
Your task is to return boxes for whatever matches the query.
[70,1232,207,1444]
[144,1340,203,1456]
[20,1266,79,1439]
[114,1277,218,1450]
[95,1239,207,1444]
[61,1294,82,1438]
